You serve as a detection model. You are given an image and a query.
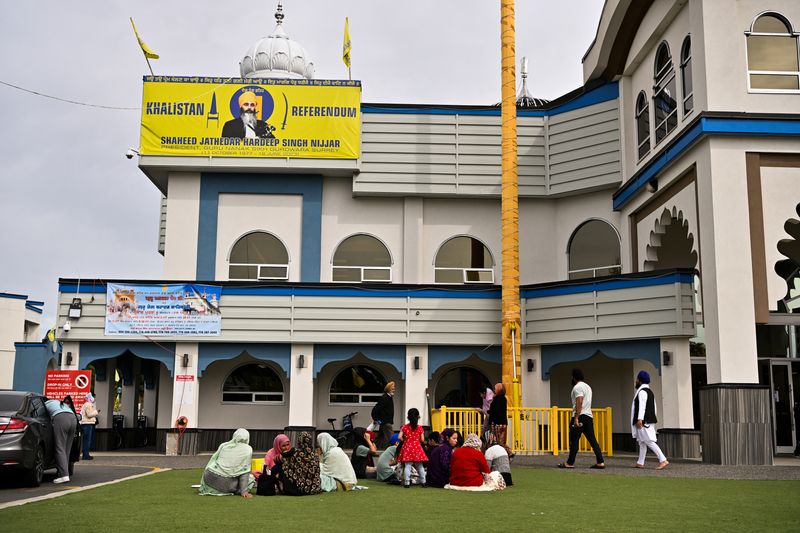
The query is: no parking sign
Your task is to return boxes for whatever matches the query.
[44,370,92,412]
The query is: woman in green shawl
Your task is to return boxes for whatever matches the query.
[200,428,255,498]
[317,432,357,492]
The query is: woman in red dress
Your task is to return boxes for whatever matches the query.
[397,408,428,487]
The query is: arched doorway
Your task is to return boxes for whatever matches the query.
[434,366,491,408]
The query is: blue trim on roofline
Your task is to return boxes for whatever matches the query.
[362,82,618,118]
[26,300,44,306]
[25,305,43,314]
[14,342,47,347]
[59,271,693,299]
[522,272,694,299]
[0,292,28,300]
[613,115,800,210]
[541,339,661,380]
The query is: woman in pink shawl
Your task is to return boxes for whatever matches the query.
[265,434,291,470]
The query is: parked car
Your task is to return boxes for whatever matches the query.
[0,390,82,486]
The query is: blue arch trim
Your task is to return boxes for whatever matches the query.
[540,339,661,380]
[314,344,406,378]
[79,342,176,376]
[13,344,58,393]
[198,343,290,377]
[197,173,323,281]
[428,345,501,379]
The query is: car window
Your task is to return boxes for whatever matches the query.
[0,394,24,412]
[30,398,48,418]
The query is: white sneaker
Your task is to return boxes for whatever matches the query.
[53,477,70,484]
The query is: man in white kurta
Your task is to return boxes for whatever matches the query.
[631,370,669,470]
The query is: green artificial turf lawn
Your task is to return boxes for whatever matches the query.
[2,468,799,532]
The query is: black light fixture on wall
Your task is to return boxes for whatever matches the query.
[526,358,535,372]
[413,356,420,370]
[298,354,306,369]
[182,353,190,368]
[662,351,672,366]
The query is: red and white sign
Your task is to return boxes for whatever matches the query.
[175,374,195,382]
[44,370,92,412]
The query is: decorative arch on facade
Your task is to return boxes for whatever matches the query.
[775,201,800,312]
[643,207,698,271]
[227,230,290,281]
[433,235,495,284]
[220,360,286,404]
[331,233,393,283]
[746,11,799,91]
[432,363,493,409]
[567,219,622,279]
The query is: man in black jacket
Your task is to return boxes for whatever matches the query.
[371,382,395,448]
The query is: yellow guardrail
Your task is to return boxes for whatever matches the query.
[431,406,613,456]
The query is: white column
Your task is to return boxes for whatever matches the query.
[659,338,694,428]
[163,173,201,279]
[288,344,314,427]
[695,141,759,383]
[61,341,80,370]
[521,345,550,407]
[404,345,428,425]
[402,198,424,284]
[166,343,199,455]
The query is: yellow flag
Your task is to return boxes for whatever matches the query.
[342,17,351,69]
[130,17,159,60]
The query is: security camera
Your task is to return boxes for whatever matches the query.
[63,321,71,332]
[126,148,140,159]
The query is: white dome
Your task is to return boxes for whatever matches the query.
[239,4,315,80]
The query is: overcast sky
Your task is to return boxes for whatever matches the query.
[0,0,604,327]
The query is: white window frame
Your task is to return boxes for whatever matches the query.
[635,91,651,161]
[328,392,384,406]
[433,267,495,284]
[745,12,800,94]
[567,264,623,279]
[332,266,392,283]
[221,391,285,405]
[680,35,694,117]
[228,263,289,281]
[653,43,678,145]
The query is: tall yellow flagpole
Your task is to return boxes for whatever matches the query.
[500,0,522,413]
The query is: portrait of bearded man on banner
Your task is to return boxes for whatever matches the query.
[221,90,276,139]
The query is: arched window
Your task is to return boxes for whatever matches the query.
[746,12,799,91]
[568,220,622,279]
[434,366,491,409]
[222,363,284,403]
[332,234,392,283]
[653,42,677,144]
[228,231,289,281]
[329,364,387,404]
[635,91,651,160]
[434,236,494,284]
[680,35,693,114]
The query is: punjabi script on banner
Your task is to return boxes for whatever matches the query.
[105,284,222,336]
[140,76,361,159]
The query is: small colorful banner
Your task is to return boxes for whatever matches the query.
[105,284,222,336]
[44,370,92,412]
[140,76,361,159]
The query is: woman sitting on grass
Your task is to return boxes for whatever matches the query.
[351,427,378,479]
[317,432,357,492]
[265,434,291,471]
[277,432,321,496]
[426,428,458,488]
[200,428,255,498]
[445,433,505,492]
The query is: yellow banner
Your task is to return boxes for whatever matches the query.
[140,77,361,159]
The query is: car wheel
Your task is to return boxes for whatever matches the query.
[23,446,45,487]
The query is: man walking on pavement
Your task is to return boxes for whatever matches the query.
[559,368,605,469]
[631,370,669,470]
